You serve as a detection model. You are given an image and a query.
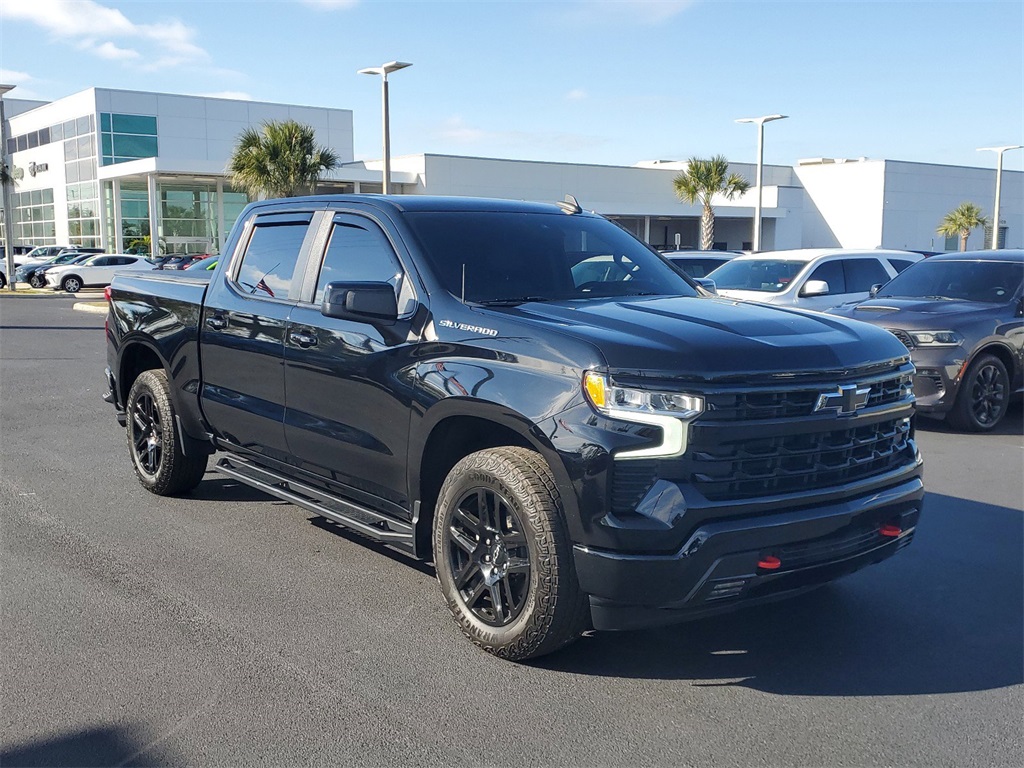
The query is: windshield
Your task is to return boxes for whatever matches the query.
[707,259,808,293]
[877,259,1023,303]
[404,211,697,304]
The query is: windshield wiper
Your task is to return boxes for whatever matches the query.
[921,295,957,301]
[475,296,552,306]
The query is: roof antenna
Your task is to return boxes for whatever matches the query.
[557,194,582,215]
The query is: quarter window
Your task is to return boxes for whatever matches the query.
[235,219,310,300]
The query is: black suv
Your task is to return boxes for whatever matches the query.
[829,249,1024,431]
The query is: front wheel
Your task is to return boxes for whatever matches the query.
[126,369,208,495]
[0,272,6,289]
[29,273,46,288]
[61,276,81,293]
[433,447,588,661]
[947,353,1010,431]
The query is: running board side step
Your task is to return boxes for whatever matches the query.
[215,456,415,555]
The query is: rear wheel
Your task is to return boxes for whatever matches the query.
[433,446,588,661]
[0,272,6,289]
[61,276,82,293]
[126,369,207,495]
[947,353,1010,431]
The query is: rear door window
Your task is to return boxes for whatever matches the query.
[234,215,312,300]
[845,258,890,292]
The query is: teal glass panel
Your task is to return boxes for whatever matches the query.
[112,134,158,158]
[111,114,158,135]
[101,134,113,155]
[101,155,113,166]
[100,113,111,132]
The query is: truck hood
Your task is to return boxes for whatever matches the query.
[488,296,908,380]
[829,297,1003,329]
[714,288,782,303]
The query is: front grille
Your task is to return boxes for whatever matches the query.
[681,416,914,501]
[703,372,912,421]
[887,328,915,349]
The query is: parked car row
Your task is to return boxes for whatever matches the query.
[686,247,1022,432]
[2,247,217,292]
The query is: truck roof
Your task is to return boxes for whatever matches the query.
[249,194,583,215]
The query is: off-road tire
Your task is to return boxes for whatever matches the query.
[61,275,82,293]
[433,446,589,661]
[126,369,207,495]
[947,353,1010,432]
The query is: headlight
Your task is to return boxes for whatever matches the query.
[909,330,962,347]
[583,372,704,460]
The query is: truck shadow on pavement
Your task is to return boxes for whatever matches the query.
[537,491,1023,695]
[0,724,183,767]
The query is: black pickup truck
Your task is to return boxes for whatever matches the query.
[105,195,924,660]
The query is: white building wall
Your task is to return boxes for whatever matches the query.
[794,160,887,248]
[881,160,1023,251]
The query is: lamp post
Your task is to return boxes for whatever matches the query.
[357,61,412,195]
[977,144,1022,250]
[736,114,787,252]
[1,83,17,291]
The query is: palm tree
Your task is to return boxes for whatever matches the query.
[228,120,339,199]
[673,156,750,250]
[937,202,989,252]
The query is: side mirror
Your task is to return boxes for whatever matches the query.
[694,277,717,295]
[869,283,883,298]
[321,281,398,325]
[801,279,830,297]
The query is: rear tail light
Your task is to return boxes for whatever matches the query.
[104,286,112,302]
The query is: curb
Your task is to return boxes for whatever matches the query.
[1,286,104,298]
[73,301,108,315]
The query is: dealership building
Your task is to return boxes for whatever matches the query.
[2,86,1021,256]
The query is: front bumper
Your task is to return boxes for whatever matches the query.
[909,348,966,415]
[574,476,923,630]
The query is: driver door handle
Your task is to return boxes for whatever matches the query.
[205,314,227,330]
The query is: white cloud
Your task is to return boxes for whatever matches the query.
[566,89,587,101]
[0,69,33,84]
[93,41,141,61]
[1,0,208,70]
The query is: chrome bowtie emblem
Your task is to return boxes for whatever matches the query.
[815,384,871,415]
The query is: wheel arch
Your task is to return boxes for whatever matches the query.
[411,403,581,560]
[966,342,1016,384]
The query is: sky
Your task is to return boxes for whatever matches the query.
[1,0,1022,171]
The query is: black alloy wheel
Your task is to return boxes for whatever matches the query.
[433,447,588,661]
[130,390,164,476]
[949,354,1010,431]
[29,273,46,288]
[125,369,208,495]
[447,486,531,627]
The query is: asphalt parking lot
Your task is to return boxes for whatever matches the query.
[1,294,1021,767]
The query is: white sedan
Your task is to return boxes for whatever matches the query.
[45,254,155,293]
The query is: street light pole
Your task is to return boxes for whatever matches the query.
[357,61,412,195]
[1,83,17,291]
[977,144,1022,249]
[736,114,787,252]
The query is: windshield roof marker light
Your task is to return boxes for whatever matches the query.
[583,372,703,460]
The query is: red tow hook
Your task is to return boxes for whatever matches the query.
[757,555,782,571]
[879,524,902,538]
